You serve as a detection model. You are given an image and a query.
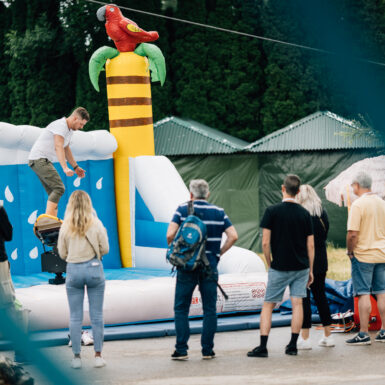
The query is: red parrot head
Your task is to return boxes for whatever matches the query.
[96,4,123,23]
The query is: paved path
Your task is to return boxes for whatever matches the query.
[12,327,385,384]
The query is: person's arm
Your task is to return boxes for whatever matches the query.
[347,203,361,258]
[167,206,184,245]
[347,231,359,258]
[0,207,12,242]
[57,228,68,261]
[261,228,272,268]
[64,146,85,178]
[97,221,110,257]
[54,135,74,177]
[166,222,180,245]
[307,235,315,286]
[220,225,238,256]
[260,208,273,267]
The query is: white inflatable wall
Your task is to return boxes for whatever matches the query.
[0,122,117,164]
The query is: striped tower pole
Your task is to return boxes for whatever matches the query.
[106,52,155,267]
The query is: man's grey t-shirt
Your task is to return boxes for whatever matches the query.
[29,118,73,162]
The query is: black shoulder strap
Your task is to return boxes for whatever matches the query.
[188,200,194,216]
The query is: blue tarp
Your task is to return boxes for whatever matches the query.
[280,278,354,315]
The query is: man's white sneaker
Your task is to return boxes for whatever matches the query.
[71,357,82,369]
[319,335,335,347]
[82,331,94,346]
[94,356,106,368]
[297,336,312,350]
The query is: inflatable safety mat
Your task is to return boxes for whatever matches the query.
[0,312,294,350]
[12,268,171,289]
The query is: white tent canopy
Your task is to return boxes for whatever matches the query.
[325,155,385,207]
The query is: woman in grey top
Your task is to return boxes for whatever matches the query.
[58,190,109,369]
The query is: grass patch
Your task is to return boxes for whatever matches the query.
[327,245,351,281]
[258,245,351,281]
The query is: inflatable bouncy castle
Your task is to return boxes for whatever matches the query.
[0,5,276,332]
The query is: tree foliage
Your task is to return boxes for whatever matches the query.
[1,0,385,141]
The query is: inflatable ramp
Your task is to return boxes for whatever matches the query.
[130,156,265,274]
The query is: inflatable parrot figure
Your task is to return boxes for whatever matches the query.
[89,4,166,267]
[89,4,166,90]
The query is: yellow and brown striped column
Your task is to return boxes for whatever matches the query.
[106,52,155,267]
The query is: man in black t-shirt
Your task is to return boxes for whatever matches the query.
[247,174,314,357]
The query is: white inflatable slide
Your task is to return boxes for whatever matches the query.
[131,156,266,274]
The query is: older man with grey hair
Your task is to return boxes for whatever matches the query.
[346,171,385,345]
[167,179,238,360]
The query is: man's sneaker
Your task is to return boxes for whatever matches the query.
[202,351,215,360]
[247,346,268,358]
[345,332,371,345]
[82,331,94,346]
[94,357,106,368]
[375,330,385,342]
[319,335,335,347]
[71,357,82,369]
[285,344,298,356]
[297,336,312,350]
[171,351,188,360]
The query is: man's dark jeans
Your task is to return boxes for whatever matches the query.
[174,268,218,355]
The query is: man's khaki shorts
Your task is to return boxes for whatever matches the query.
[29,158,65,204]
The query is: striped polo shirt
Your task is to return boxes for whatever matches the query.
[171,200,232,267]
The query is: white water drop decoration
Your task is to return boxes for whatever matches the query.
[73,177,81,188]
[5,186,14,203]
[11,249,18,260]
[28,210,38,224]
[29,247,39,259]
[96,177,103,190]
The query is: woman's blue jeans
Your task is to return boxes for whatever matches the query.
[66,258,105,355]
[174,269,218,356]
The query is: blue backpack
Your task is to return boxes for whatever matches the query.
[166,201,210,271]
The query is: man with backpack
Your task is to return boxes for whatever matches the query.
[166,179,238,360]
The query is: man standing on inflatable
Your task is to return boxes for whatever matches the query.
[28,107,89,217]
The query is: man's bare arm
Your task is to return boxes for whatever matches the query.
[64,146,85,178]
[347,230,359,257]
[54,135,73,176]
[166,222,180,245]
[262,228,272,267]
[64,146,77,168]
[220,226,238,256]
[307,235,315,286]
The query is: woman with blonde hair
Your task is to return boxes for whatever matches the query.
[296,184,335,349]
[58,190,109,369]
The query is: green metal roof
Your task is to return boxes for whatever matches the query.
[154,117,249,155]
[246,111,384,153]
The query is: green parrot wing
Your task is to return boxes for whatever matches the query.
[89,46,120,92]
[135,43,166,86]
